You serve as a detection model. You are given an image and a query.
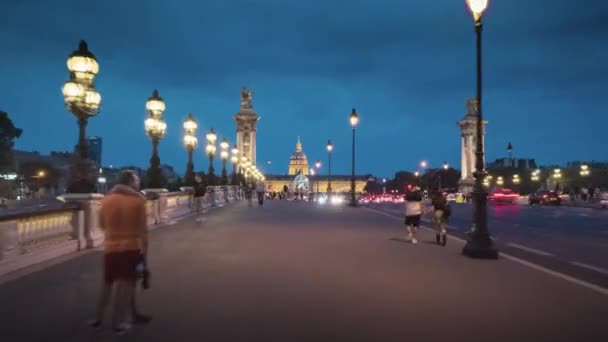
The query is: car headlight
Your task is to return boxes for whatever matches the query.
[318,197,327,205]
[330,196,344,205]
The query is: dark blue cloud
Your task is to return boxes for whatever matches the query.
[0,0,606,178]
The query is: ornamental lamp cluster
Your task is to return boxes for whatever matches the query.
[580,164,590,177]
[144,90,167,140]
[183,113,198,150]
[231,145,239,164]
[220,138,230,161]
[205,128,217,157]
[553,169,562,179]
[531,169,541,181]
[62,41,101,117]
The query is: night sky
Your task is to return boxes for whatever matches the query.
[1,0,607,178]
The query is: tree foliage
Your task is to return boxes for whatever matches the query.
[0,110,23,172]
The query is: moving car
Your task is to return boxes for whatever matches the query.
[529,190,561,205]
[488,188,519,204]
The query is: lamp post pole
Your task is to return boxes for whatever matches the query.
[144,89,167,189]
[349,108,359,207]
[62,41,101,193]
[315,160,321,194]
[206,129,217,185]
[327,140,333,195]
[183,113,198,186]
[462,0,497,259]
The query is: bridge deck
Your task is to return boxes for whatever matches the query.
[1,200,606,341]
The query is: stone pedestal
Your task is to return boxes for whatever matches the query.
[458,178,475,196]
[143,189,169,224]
[58,193,104,248]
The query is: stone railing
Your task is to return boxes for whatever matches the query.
[0,186,241,277]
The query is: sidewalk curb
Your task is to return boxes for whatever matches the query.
[362,206,608,297]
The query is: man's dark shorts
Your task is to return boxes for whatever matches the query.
[104,251,141,285]
[405,215,421,226]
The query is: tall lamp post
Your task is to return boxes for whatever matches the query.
[315,160,322,194]
[462,0,498,259]
[220,138,230,185]
[231,145,239,185]
[349,108,360,207]
[326,140,333,195]
[206,129,217,185]
[144,90,167,189]
[183,114,198,186]
[62,40,101,193]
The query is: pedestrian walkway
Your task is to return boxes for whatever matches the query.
[1,200,606,341]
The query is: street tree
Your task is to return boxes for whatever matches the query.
[0,110,23,173]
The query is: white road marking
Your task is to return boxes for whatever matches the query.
[506,243,555,257]
[363,206,608,297]
[569,261,608,276]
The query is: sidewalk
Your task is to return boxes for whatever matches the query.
[1,200,606,341]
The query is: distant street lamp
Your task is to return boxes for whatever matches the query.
[231,145,239,184]
[183,113,198,186]
[414,171,420,177]
[580,164,590,177]
[144,90,167,189]
[220,138,230,185]
[205,129,217,185]
[62,40,101,193]
[531,169,540,182]
[326,140,333,194]
[553,169,562,179]
[420,161,428,169]
[513,174,520,184]
[462,0,497,259]
[496,176,504,186]
[315,160,322,194]
[349,108,360,207]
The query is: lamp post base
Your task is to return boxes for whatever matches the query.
[462,233,498,259]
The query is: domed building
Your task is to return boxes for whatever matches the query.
[288,137,309,176]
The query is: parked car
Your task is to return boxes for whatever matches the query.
[529,190,561,205]
[488,188,519,204]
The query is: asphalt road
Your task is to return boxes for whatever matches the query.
[368,201,608,288]
[1,200,607,341]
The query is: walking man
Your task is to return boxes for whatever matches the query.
[431,190,450,246]
[256,181,266,206]
[404,186,423,244]
[90,170,150,335]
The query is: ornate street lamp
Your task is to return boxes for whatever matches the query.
[327,140,333,194]
[220,138,230,185]
[349,108,360,207]
[580,164,590,177]
[183,113,198,186]
[462,0,497,259]
[231,145,239,184]
[205,128,217,185]
[62,40,101,193]
[144,90,167,189]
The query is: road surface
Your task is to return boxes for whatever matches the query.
[1,200,606,341]
[367,202,608,289]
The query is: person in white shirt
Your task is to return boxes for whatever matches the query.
[404,187,423,244]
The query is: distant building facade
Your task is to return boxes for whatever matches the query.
[488,158,538,170]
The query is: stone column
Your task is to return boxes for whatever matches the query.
[144,189,169,224]
[461,135,467,180]
[59,193,105,248]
